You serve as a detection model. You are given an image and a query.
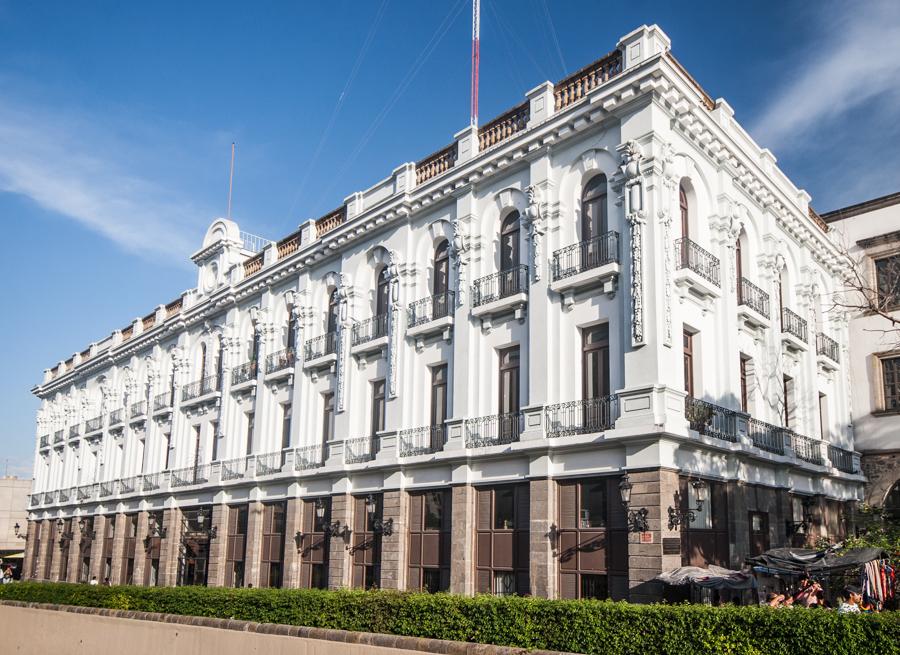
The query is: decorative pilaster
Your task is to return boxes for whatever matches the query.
[335,274,352,413]
[619,140,646,347]
[386,250,402,399]
[450,218,470,307]
[523,185,546,282]
[657,143,676,347]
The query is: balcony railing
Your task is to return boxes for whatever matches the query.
[472,265,529,307]
[294,444,325,470]
[69,425,81,439]
[170,464,210,488]
[153,391,173,412]
[29,495,39,507]
[141,472,162,492]
[465,412,523,448]
[685,397,738,442]
[676,238,720,287]
[39,435,49,449]
[747,418,785,455]
[554,49,623,110]
[551,232,620,282]
[53,430,64,444]
[790,432,824,466]
[99,482,115,497]
[265,348,296,374]
[181,375,220,402]
[545,396,619,437]
[85,416,103,433]
[739,277,770,317]
[816,332,840,363]
[351,313,389,346]
[345,436,378,464]
[781,307,808,342]
[478,102,529,151]
[415,142,457,185]
[119,476,139,494]
[256,450,285,475]
[408,291,455,328]
[58,488,70,503]
[828,445,856,473]
[109,409,124,426]
[305,332,337,361]
[232,360,258,386]
[220,456,250,481]
[130,400,147,419]
[398,425,447,457]
[77,484,95,501]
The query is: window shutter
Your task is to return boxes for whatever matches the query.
[558,481,577,530]
[476,489,491,531]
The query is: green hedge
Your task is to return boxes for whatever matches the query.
[0,582,897,655]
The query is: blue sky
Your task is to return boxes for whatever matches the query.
[1,1,899,479]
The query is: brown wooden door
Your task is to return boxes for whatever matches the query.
[298,498,330,589]
[407,489,451,592]
[680,479,729,568]
[351,495,381,589]
[475,484,529,596]
[224,505,248,587]
[259,502,286,588]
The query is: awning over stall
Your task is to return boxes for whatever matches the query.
[746,547,887,575]
[655,565,756,590]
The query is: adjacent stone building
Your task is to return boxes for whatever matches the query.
[24,25,863,602]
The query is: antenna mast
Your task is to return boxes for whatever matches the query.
[470,0,480,127]
[227,142,236,219]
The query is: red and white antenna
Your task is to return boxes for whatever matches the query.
[470,0,480,127]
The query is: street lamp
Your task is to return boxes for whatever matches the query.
[296,498,331,549]
[619,475,649,532]
[366,493,393,536]
[667,478,708,530]
[13,523,26,540]
[787,496,815,537]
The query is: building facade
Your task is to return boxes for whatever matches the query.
[24,25,863,601]
[824,192,900,518]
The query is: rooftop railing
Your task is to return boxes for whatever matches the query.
[478,102,529,151]
[554,49,623,110]
[304,332,337,361]
[545,396,619,438]
[351,313,389,346]
[276,229,302,260]
[551,232,620,282]
[781,307,808,342]
[345,436,378,464]
[816,332,840,363]
[240,231,272,254]
[265,348,295,374]
[676,238,720,286]
[739,277,770,317]
[398,425,446,457]
[747,418,785,455]
[316,206,346,238]
[685,397,738,442]
[415,142,457,185]
[465,412,523,448]
[294,443,325,470]
[232,360,258,386]
[130,400,147,419]
[181,375,220,402]
[243,253,263,277]
[472,265,529,307]
[828,445,856,473]
[407,291,454,328]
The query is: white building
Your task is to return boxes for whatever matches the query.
[24,25,863,602]
[824,192,900,517]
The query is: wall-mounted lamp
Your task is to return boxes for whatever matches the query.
[56,518,73,546]
[366,493,393,536]
[284,290,296,308]
[667,478,708,530]
[787,496,815,537]
[77,518,95,540]
[13,523,26,540]
[619,475,650,533]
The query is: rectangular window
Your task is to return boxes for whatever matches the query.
[683,329,694,397]
[692,483,712,530]
[281,404,292,450]
[475,484,529,596]
[407,489,451,593]
[875,254,900,309]
[818,393,828,439]
[580,481,606,529]
[431,364,448,426]
[371,379,386,434]
[499,346,520,416]
[582,324,610,400]
[322,392,335,443]
[351,494,382,589]
[225,504,248,588]
[557,478,616,600]
[164,433,173,470]
[880,355,900,411]
[192,425,202,467]
[211,421,219,462]
[245,412,255,455]
[259,501,286,589]
[783,375,793,428]
[739,355,750,413]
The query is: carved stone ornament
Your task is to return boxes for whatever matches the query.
[450,219,469,306]
[618,140,646,347]
[386,251,402,399]
[335,274,352,412]
[658,142,676,347]
[523,185,545,282]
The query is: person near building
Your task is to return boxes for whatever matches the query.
[89,576,98,586]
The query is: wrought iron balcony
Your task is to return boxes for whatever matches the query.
[675,238,721,287]
[545,396,619,437]
[551,232,620,281]
[130,400,147,419]
[294,444,325,470]
[256,450,285,475]
[109,409,124,426]
[344,435,379,464]
[181,375,220,402]
[42,491,55,504]
[781,307,808,342]
[816,332,840,363]
[141,472,162,492]
[828,445,857,473]
[39,435,49,449]
[58,488,70,503]
[77,484,95,501]
[789,432,824,466]
[220,456,250,481]
[408,291,455,328]
[170,464,210,488]
[738,277,770,317]
[119,476,139,494]
[746,418,785,455]
[685,397,738,442]
[398,425,447,457]
[69,425,81,439]
[472,265,529,307]
[265,347,296,374]
[232,360,258,386]
[85,416,103,433]
[153,391,173,412]
[53,430,64,444]
[99,481,115,497]
[29,495,39,507]
[465,412,523,447]
[304,332,337,361]
[351,313,389,346]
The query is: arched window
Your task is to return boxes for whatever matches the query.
[500,211,520,272]
[199,343,207,378]
[433,239,450,295]
[885,481,900,520]
[735,232,745,303]
[679,184,689,239]
[327,289,339,333]
[581,175,607,242]
[250,330,260,363]
[376,267,391,316]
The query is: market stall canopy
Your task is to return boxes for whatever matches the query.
[747,547,887,575]
[655,565,756,590]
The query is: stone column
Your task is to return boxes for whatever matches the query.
[283,498,304,588]
[626,468,681,604]
[88,515,107,583]
[66,529,82,583]
[244,501,265,587]
[379,490,406,590]
[327,493,352,590]
[22,520,36,579]
[132,511,150,586]
[727,481,749,567]
[110,513,127,585]
[159,507,182,587]
[206,505,228,587]
[38,519,53,580]
[449,484,475,595]
[529,478,556,599]
[48,524,63,582]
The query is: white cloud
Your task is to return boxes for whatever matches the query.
[0,98,213,264]
[752,1,900,149]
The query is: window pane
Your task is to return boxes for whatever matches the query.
[494,571,516,596]
[580,483,606,528]
[494,488,515,530]
[424,492,443,531]
[581,574,608,600]
[423,568,442,593]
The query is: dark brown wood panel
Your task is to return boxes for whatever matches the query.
[474,484,529,596]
